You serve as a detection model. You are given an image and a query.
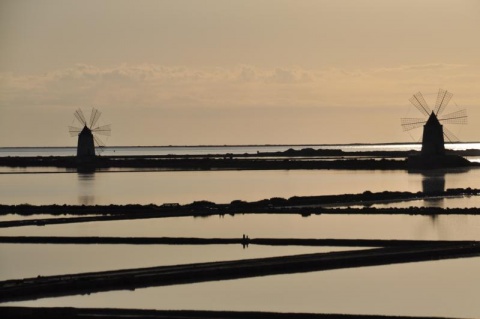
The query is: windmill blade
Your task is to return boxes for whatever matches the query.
[93,135,106,148]
[89,108,102,129]
[74,109,87,126]
[409,92,432,116]
[438,109,467,125]
[92,124,112,136]
[68,126,82,137]
[434,89,453,116]
[401,117,426,131]
[93,135,106,155]
[443,127,459,142]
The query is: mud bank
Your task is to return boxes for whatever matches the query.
[0,236,477,247]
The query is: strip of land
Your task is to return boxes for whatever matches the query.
[1,148,479,169]
[1,242,479,302]
[1,207,479,228]
[0,188,478,228]
[0,156,408,170]
[2,189,477,218]
[0,307,459,319]
[1,148,479,170]
[0,236,477,247]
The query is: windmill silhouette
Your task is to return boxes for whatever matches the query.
[401,89,469,169]
[69,108,111,158]
[401,89,467,156]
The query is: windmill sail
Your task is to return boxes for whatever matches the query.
[92,124,112,136]
[90,109,102,129]
[69,108,111,157]
[401,118,427,131]
[409,92,432,117]
[438,109,467,125]
[434,89,453,116]
[74,109,87,126]
[401,89,467,156]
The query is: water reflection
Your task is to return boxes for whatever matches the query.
[415,168,471,237]
[4,214,480,241]
[9,257,480,318]
[421,171,446,208]
[3,168,480,206]
[77,172,96,205]
[411,167,471,208]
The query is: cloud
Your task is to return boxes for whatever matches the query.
[1,63,479,146]
[1,63,479,113]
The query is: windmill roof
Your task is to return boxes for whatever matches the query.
[80,125,93,136]
[425,112,442,127]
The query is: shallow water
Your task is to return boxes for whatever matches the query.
[3,214,480,241]
[6,257,480,319]
[0,244,353,281]
[1,144,479,317]
[1,168,479,206]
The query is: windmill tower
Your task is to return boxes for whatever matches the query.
[401,89,469,169]
[401,89,468,153]
[69,108,111,158]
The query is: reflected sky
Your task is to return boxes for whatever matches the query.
[0,244,356,281]
[1,168,480,206]
[3,214,480,241]
[7,257,480,319]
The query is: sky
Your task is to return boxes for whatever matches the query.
[1,0,479,146]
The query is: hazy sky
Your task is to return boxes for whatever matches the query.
[1,0,479,146]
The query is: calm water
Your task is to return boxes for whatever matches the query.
[8,257,479,318]
[1,144,480,317]
[3,214,480,241]
[1,168,480,206]
[0,243,356,281]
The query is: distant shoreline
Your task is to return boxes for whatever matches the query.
[1,147,479,170]
[1,141,480,149]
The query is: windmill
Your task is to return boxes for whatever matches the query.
[69,108,111,158]
[401,89,467,156]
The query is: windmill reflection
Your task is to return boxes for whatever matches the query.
[77,171,96,205]
[418,168,468,237]
[421,171,446,208]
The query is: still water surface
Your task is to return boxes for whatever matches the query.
[3,214,480,241]
[0,244,353,281]
[1,169,480,206]
[1,144,479,316]
[7,257,480,319]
